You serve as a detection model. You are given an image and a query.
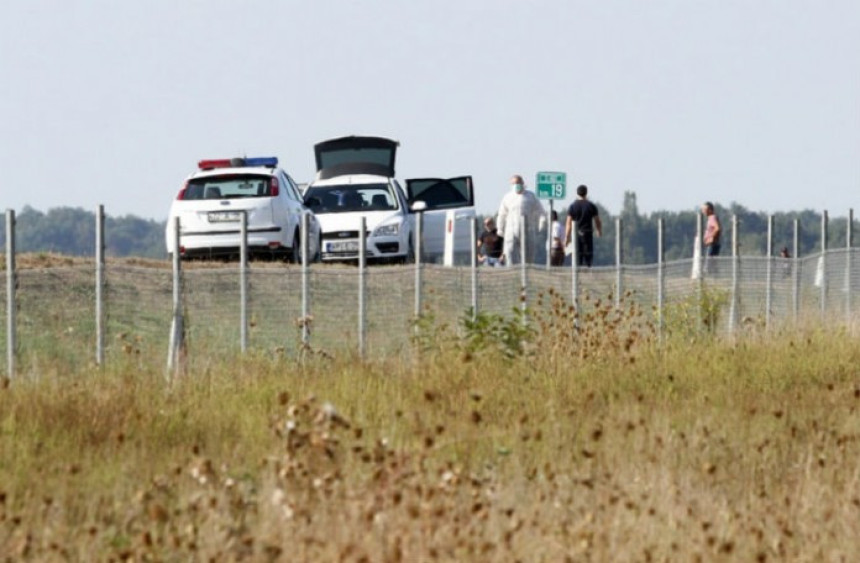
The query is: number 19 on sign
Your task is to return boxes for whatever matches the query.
[536,171,566,200]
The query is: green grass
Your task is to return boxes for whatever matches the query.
[2,291,860,560]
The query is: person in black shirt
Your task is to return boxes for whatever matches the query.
[564,185,602,267]
[478,217,504,266]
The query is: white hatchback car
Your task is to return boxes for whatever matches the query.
[165,156,321,261]
[302,136,475,263]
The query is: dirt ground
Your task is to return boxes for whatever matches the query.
[2,253,171,270]
[1,252,369,270]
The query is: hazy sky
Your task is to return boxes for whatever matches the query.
[2,0,858,221]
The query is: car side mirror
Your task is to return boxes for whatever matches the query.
[410,200,427,212]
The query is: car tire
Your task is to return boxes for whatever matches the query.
[291,229,303,264]
[403,236,415,264]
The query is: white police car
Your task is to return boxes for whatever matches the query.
[165,156,320,261]
[302,136,475,263]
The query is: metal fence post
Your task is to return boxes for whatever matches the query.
[657,218,664,343]
[358,216,366,359]
[846,209,853,328]
[615,217,623,309]
[696,210,704,331]
[167,217,184,378]
[820,210,828,319]
[792,219,800,321]
[239,211,248,353]
[546,201,553,271]
[95,205,105,366]
[520,215,527,317]
[765,214,773,330]
[5,209,16,380]
[728,215,739,335]
[571,219,579,315]
[414,212,423,328]
[301,212,310,348]
[470,216,478,320]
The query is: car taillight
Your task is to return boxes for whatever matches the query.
[270,177,279,196]
[176,181,189,200]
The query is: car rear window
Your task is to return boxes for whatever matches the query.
[183,174,273,200]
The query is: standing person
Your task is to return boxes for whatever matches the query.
[496,175,545,266]
[477,216,504,266]
[701,201,721,273]
[550,210,565,266]
[564,185,602,267]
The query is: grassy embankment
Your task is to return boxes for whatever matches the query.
[2,288,860,561]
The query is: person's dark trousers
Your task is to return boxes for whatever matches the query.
[704,243,720,275]
[576,231,594,267]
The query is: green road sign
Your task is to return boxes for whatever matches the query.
[536,171,566,200]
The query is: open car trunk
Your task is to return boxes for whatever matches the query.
[314,136,399,180]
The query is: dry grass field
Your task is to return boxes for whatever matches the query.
[2,278,860,561]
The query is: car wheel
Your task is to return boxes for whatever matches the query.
[291,230,303,264]
[403,236,415,264]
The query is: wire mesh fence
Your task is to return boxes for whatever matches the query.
[3,210,860,378]
[4,249,860,379]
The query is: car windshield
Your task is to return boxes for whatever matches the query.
[304,183,397,213]
[183,174,273,200]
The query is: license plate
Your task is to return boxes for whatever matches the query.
[327,240,359,252]
[208,211,242,223]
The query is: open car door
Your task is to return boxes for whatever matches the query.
[405,176,475,263]
[405,176,474,211]
[314,136,398,180]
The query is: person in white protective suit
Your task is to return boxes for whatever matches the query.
[496,175,546,266]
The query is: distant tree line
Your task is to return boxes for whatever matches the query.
[0,206,167,259]
[596,192,857,265]
[0,196,856,264]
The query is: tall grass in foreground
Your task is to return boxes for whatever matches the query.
[2,290,860,561]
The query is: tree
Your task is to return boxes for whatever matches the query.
[0,206,167,258]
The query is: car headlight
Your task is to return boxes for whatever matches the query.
[372,223,400,237]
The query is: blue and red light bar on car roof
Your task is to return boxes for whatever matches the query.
[197,156,278,170]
